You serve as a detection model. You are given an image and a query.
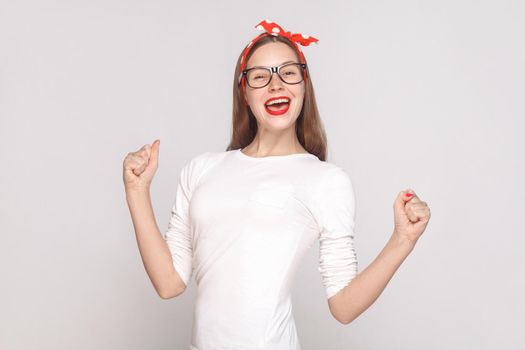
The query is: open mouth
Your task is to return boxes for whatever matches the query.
[264,97,290,116]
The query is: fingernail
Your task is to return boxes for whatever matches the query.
[406,193,413,197]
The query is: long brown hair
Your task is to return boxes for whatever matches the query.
[225,34,328,161]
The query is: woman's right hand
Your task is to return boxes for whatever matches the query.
[123,139,160,192]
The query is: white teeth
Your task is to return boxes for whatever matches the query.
[266,98,290,106]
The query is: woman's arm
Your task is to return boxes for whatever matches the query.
[328,189,431,324]
[126,188,186,299]
[328,232,414,324]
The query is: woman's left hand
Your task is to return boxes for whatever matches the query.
[393,189,431,246]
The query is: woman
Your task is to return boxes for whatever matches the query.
[123,20,431,350]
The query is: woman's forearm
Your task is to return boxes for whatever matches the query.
[125,189,185,299]
[332,232,415,324]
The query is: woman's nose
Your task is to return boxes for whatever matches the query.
[268,72,284,91]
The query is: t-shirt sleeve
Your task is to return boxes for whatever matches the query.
[163,152,210,287]
[312,167,358,300]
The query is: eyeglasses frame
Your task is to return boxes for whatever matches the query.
[239,62,307,89]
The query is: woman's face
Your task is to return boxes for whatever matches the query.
[244,42,305,132]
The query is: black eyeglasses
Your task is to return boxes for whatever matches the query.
[239,62,307,88]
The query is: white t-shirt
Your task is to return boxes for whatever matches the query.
[164,149,358,350]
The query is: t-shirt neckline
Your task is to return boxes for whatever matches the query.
[235,148,317,161]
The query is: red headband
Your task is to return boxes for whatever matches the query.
[238,20,319,106]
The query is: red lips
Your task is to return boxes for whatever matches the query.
[264,96,291,116]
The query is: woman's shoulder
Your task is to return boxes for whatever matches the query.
[306,157,350,178]
[181,150,231,182]
[305,159,354,196]
[188,150,231,167]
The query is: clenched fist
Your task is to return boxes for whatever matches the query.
[393,189,431,246]
[123,139,160,191]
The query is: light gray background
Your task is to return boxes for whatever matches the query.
[1,0,523,349]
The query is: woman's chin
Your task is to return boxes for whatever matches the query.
[258,112,299,130]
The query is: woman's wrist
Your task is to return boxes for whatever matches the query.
[391,230,417,252]
[125,186,151,199]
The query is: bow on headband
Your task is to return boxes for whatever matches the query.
[238,20,319,105]
[254,20,319,47]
